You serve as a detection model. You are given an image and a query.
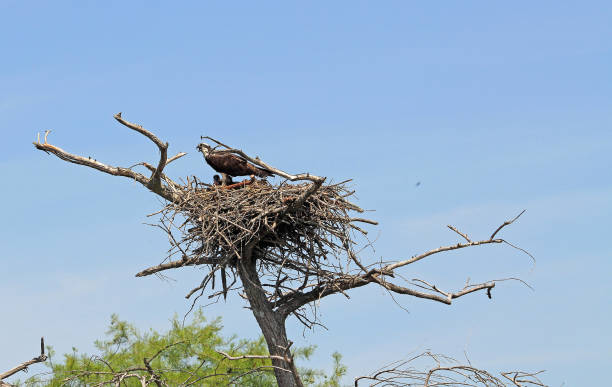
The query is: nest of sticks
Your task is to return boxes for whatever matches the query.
[165,178,365,260]
[155,177,374,302]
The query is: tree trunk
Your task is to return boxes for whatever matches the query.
[237,253,302,387]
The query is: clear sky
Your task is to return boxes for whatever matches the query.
[1,1,611,385]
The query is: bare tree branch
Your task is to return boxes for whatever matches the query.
[354,351,548,387]
[383,210,527,273]
[135,256,220,277]
[33,113,184,202]
[383,238,503,273]
[501,370,547,386]
[0,338,47,382]
[447,224,472,242]
[490,210,526,240]
[275,212,530,318]
[215,350,287,362]
[113,112,169,190]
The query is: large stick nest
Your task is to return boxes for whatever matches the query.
[158,179,370,287]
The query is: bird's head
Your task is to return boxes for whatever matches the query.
[196,143,212,157]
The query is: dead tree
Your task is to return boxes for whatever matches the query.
[34,113,534,387]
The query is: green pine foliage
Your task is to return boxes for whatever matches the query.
[16,311,346,386]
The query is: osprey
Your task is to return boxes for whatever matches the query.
[213,173,234,186]
[197,143,273,178]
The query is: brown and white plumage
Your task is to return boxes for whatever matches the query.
[221,174,234,185]
[197,143,272,178]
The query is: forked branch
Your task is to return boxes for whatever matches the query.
[114,112,172,191]
[382,210,527,273]
[276,210,530,317]
[33,113,185,202]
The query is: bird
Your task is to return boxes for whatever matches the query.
[213,174,235,186]
[222,174,234,186]
[196,143,273,179]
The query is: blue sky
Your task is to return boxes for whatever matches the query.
[1,1,611,385]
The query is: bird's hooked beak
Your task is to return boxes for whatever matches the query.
[197,143,211,156]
